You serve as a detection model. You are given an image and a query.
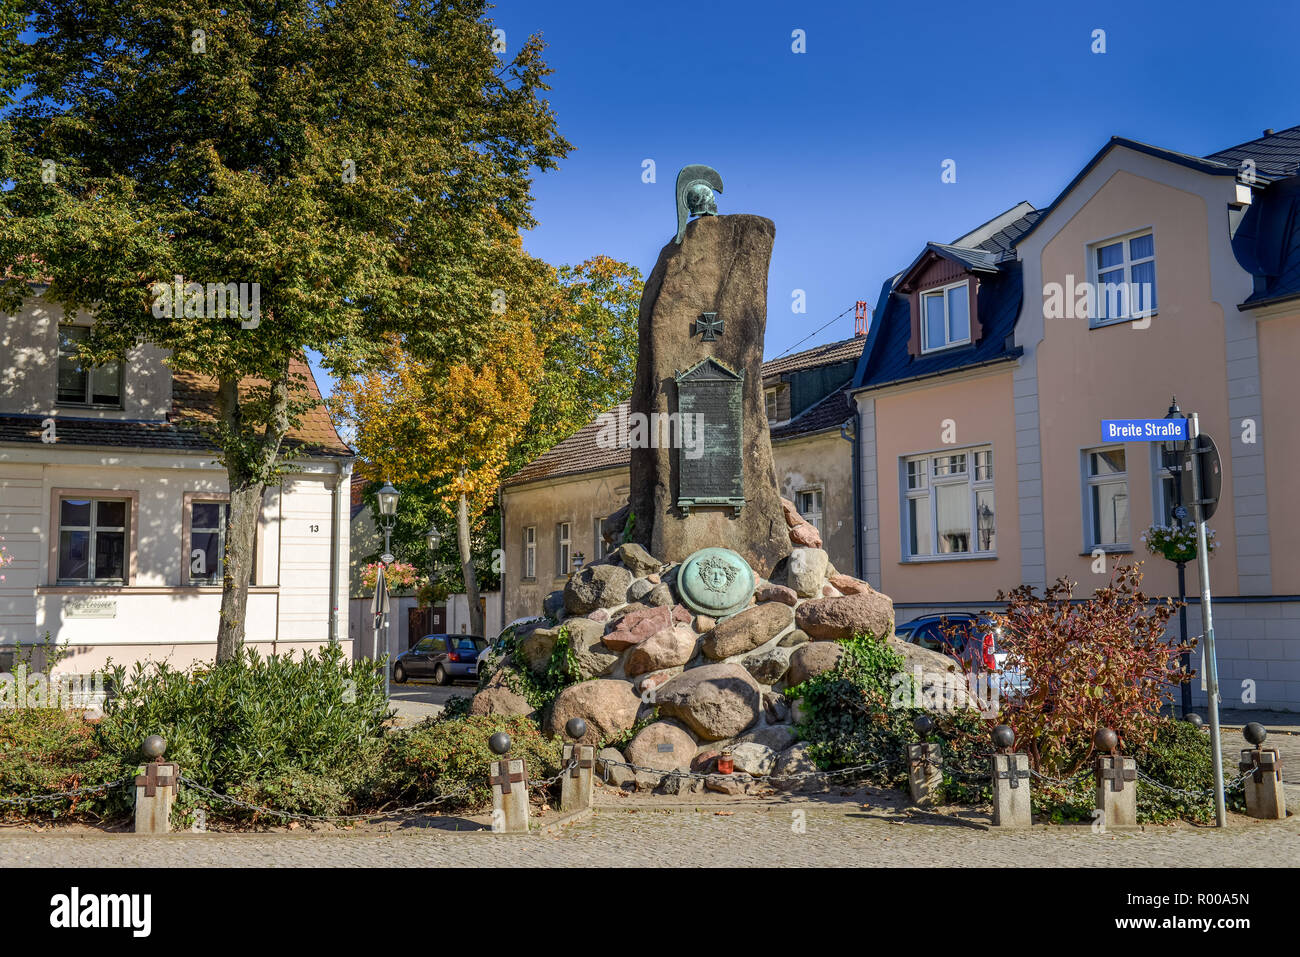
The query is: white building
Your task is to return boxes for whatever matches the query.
[0,293,353,674]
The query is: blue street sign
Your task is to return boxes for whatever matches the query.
[1100,418,1189,442]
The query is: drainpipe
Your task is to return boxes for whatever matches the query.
[328,460,352,645]
[840,412,864,581]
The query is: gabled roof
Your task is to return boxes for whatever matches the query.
[0,357,351,457]
[1206,125,1300,185]
[761,335,866,380]
[852,203,1036,392]
[505,337,868,488]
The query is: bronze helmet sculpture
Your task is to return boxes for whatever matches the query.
[675,165,723,243]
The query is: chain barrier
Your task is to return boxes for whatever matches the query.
[597,754,902,786]
[176,775,471,825]
[1029,766,1096,788]
[528,759,577,793]
[0,776,132,808]
[1136,769,1252,800]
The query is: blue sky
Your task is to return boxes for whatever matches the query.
[306,0,1295,393]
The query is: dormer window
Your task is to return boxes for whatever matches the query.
[921,281,971,353]
[764,387,779,421]
[57,325,123,408]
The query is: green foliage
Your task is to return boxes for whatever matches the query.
[384,713,561,811]
[0,709,123,822]
[497,624,582,711]
[93,645,392,821]
[441,694,474,722]
[787,633,914,789]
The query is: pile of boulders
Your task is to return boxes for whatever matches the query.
[471,498,967,795]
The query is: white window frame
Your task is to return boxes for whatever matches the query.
[919,279,972,353]
[556,521,571,578]
[1082,445,1131,551]
[764,387,779,421]
[592,516,606,562]
[900,446,995,561]
[523,525,536,580]
[1086,227,1157,327]
[795,487,824,534]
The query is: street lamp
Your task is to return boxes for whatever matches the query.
[572,552,585,575]
[373,481,400,700]
[1161,398,1193,719]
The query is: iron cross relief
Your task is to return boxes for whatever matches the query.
[489,761,527,795]
[695,311,723,341]
[996,757,1030,789]
[1098,757,1136,793]
[566,745,595,779]
[134,761,177,797]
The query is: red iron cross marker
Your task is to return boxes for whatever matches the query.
[489,761,527,795]
[134,761,177,797]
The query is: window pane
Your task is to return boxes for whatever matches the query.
[192,502,224,529]
[191,531,222,581]
[97,500,126,528]
[95,530,126,579]
[976,489,996,551]
[908,498,930,557]
[935,484,970,553]
[1090,449,1126,476]
[1128,234,1154,260]
[1130,260,1156,312]
[907,460,926,490]
[59,530,90,580]
[57,360,88,403]
[1097,269,1126,318]
[1092,483,1129,545]
[924,292,945,349]
[61,499,92,526]
[975,450,993,481]
[92,360,121,405]
[1096,242,1123,269]
[947,285,970,342]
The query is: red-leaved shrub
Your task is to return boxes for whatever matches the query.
[992,562,1192,774]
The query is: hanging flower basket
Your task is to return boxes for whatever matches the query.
[1140,522,1217,565]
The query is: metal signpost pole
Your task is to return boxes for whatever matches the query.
[1188,412,1226,827]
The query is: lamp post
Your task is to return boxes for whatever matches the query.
[375,481,400,699]
[572,552,585,577]
[426,523,443,631]
[1162,398,1193,719]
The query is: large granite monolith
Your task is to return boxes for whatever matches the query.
[629,214,790,577]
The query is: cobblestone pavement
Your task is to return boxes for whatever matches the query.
[3,792,1295,868]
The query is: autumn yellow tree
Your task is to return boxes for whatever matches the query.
[335,253,642,638]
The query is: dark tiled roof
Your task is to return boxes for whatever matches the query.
[761,335,866,380]
[506,338,868,487]
[852,204,1038,392]
[924,243,999,273]
[1205,125,1300,184]
[770,388,852,440]
[0,357,351,457]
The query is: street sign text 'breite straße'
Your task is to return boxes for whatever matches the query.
[1101,418,1189,441]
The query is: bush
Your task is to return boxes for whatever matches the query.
[93,645,392,822]
[786,633,992,800]
[490,623,581,712]
[991,562,1192,775]
[0,709,124,821]
[384,713,562,811]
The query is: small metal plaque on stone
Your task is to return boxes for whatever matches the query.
[675,357,745,513]
[657,743,675,753]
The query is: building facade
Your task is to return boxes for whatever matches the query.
[851,126,1300,710]
[0,293,353,674]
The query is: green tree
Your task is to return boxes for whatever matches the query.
[0,1,570,661]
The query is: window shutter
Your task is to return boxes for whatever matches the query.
[907,291,922,356]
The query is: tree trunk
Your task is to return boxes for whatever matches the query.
[457,491,485,638]
[215,370,291,663]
